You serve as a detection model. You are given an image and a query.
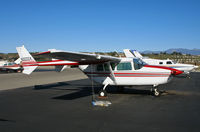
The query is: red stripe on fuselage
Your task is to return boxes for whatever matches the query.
[38,63,79,66]
[37,60,66,63]
[85,72,170,78]
[87,75,169,77]
[3,64,20,68]
[115,76,169,77]
[22,62,79,67]
[144,65,183,75]
[84,72,170,75]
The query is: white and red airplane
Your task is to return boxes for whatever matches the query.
[124,49,199,76]
[16,46,183,97]
[0,58,23,73]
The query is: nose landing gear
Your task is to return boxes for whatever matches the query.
[98,83,109,97]
[92,84,111,107]
[152,88,161,97]
[151,84,161,97]
[99,90,107,97]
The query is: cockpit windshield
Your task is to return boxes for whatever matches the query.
[133,58,144,70]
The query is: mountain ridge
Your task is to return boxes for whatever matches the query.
[142,48,200,55]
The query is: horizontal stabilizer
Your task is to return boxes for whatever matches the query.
[23,66,38,75]
[14,58,21,64]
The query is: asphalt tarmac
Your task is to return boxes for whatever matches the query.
[0,69,200,132]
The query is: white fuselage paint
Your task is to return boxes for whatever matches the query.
[143,58,197,74]
[79,58,172,87]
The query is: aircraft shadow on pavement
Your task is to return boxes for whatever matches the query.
[51,85,156,100]
[0,118,15,123]
[34,82,71,90]
[52,86,95,100]
[52,87,158,100]
[174,75,188,78]
[32,79,168,100]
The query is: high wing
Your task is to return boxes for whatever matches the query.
[36,49,121,65]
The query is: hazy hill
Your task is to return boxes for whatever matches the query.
[166,48,200,55]
[143,48,200,55]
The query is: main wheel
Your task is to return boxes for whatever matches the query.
[99,90,107,97]
[153,89,161,97]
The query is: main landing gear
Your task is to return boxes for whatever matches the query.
[98,84,162,97]
[186,72,191,79]
[93,84,111,107]
[99,90,107,97]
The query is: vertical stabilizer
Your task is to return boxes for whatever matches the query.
[132,50,143,58]
[16,45,38,75]
[123,49,135,57]
[123,49,143,58]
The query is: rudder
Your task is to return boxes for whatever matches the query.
[16,45,38,75]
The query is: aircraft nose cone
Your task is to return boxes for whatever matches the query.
[171,69,183,75]
[194,65,199,69]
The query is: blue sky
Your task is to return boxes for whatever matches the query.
[0,0,200,53]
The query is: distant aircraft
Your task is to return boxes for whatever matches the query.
[16,46,183,97]
[0,58,23,73]
[124,49,199,77]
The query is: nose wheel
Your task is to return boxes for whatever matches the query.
[99,90,107,97]
[152,88,161,97]
[98,84,109,97]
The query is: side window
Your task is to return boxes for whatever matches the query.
[110,63,116,70]
[159,62,163,64]
[117,62,132,70]
[166,61,172,64]
[104,63,109,71]
[96,64,104,71]
[96,63,116,71]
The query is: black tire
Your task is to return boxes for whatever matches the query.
[98,90,107,97]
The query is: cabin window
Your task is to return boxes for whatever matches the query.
[104,63,109,71]
[110,63,116,70]
[96,64,104,71]
[117,62,132,70]
[166,61,172,64]
[159,62,163,64]
[96,63,116,71]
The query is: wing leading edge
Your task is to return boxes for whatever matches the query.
[36,49,121,65]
